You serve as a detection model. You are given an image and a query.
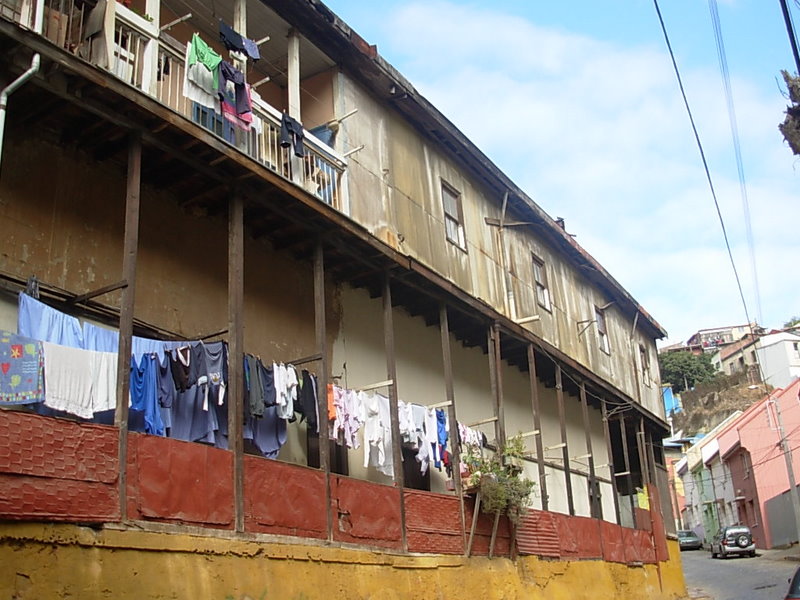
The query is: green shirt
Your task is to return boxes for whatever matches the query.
[188,33,222,90]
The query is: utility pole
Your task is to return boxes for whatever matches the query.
[772,395,800,545]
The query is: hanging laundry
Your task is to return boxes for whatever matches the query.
[202,341,227,408]
[157,353,176,431]
[0,331,43,406]
[169,345,195,392]
[82,321,119,353]
[274,363,297,420]
[245,354,264,417]
[361,392,393,478]
[330,388,363,449]
[219,60,252,114]
[244,405,286,458]
[280,112,305,157]
[130,354,164,436]
[424,407,440,469]
[18,293,84,348]
[184,37,219,111]
[218,19,260,61]
[90,350,118,415]
[295,369,318,431]
[42,342,94,419]
[398,400,414,443]
[410,403,431,475]
[188,33,222,89]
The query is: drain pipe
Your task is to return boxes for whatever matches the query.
[0,0,45,171]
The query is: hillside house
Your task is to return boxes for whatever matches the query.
[0,0,681,597]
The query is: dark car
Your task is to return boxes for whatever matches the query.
[710,525,756,559]
[786,566,800,599]
[678,530,703,550]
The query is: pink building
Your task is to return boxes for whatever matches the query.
[717,378,800,548]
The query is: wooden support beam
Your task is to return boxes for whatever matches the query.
[287,29,301,120]
[527,344,548,511]
[314,239,332,541]
[439,303,466,553]
[228,193,245,533]
[638,416,651,486]
[580,383,600,520]
[492,323,506,453]
[619,415,637,528]
[556,365,575,516]
[602,399,622,525]
[383,273,407,551]
[68,280,128,304]
[114,132,141,521]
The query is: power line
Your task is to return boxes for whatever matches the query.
[651,0,754,348]
[708,0,763,327]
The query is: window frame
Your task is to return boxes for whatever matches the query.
[441,180,467,252]
[595,305,610,354]
[532,253,552,312]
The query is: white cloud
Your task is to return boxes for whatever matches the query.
[376,0,800,343]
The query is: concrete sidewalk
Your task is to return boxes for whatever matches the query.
[757,544,800,562]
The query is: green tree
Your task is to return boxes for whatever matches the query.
[658,351,717,393]
[784,316,800,328]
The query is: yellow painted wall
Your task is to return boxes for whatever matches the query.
[0,523,686,600]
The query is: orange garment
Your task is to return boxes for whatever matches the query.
[327,383,336,421]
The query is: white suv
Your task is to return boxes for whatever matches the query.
[710,525,756,559]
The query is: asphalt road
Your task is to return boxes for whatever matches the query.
[681,547,799,600]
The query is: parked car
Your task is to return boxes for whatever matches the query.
[710,525,756,559]
[787,566,800,599]
[677,530,703,551]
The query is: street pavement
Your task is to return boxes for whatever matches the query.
[681,546,800,600]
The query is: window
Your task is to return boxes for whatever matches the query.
[639,344,651,386]
[532,254,551,311]
[596,306,610,353]
[741,453,751,479]
[441,182,466,251]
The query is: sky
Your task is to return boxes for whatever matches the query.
[321,0,800,346]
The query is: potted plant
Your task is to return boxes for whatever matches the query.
[461,434,535,526]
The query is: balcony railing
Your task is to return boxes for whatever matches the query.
[0,0,346,209]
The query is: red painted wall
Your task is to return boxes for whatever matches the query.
[245,455,327,539]
[0,410,667,564]
[126,433,234,528]
[0,411,119,522]
[404,489,464,555]
[330,475,402,550]
[463,496,511,556]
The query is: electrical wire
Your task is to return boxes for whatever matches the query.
[708,0,763,326]
[651,0,754,345]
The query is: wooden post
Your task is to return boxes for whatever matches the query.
[439,303,466,551]
[580,383,600,519]
[287,29,301,120]
[527,344,548,511]
[314,239,332,541]
[638,416,651,486]
[383,273,407,551]
[228,193,245,533]
[233,0,247,72]
[555,365,574,516]
[619,414,637,528]
[602,399,622,525]
[115,131,141,521]
[492,323,506,452]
